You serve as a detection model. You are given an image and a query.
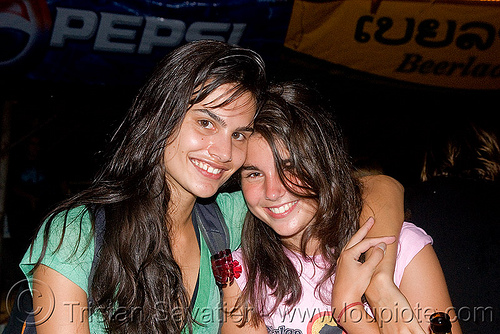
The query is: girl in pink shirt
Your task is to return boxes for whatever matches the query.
[222,82,460,334]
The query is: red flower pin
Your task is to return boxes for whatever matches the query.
[211,249,242,288]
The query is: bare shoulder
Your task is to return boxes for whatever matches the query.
[33,264,90,334]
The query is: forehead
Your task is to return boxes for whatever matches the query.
[247,134,271,158]
[195,83,257,119]
[245,134,281,172]
[247,133,289,162]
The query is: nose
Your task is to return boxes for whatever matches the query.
[208,136,232,163]
[265,174,286,201]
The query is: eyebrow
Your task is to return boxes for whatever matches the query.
[196,108,227,127]
[241,165,259,171]
[196,108,254,133]
[238,126,255,133]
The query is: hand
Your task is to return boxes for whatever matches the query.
[332,217,396,315]
[365,279,426,334]
[359,217,426,334]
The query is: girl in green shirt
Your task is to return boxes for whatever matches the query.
[21,39,266,334]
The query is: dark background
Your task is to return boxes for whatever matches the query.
[1,41,499,334]
[3,47,498,193]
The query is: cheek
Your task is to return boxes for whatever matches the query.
[232,142,249,168]
[177,123,208,150]
[184,130,206,150]
[241,182,261,209]
[300,200,318,221]
[164,138,180,165]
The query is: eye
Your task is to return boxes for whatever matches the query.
[243,171,261,179]
[198,119,214,129]
[232,132,246,141]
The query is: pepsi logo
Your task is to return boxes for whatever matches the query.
[0,0,51,67]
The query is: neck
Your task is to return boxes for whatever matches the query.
[282,236,321,257]
[168,188,197,229]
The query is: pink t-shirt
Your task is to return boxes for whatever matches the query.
[232,222,432,334]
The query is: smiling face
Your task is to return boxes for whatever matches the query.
[241,134,318,250]
[164,84,256,202]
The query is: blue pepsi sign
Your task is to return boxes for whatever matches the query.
[0,0,293,85]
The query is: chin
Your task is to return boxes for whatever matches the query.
[193,186,220,199]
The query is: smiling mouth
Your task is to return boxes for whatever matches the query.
[191,159,223,176]
[268,201,298,215]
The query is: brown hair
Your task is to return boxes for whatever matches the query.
[238,82,362,325]
[421,122,500,182]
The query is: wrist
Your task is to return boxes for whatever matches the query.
[334,301,365,325]
[365,269,396,305]
[332,293,361,315]
[336,302,364,323]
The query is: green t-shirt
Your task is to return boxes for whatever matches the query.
[20,191,248,333]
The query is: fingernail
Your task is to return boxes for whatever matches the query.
[377,243,387,253]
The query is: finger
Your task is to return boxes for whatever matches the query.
[362,242,387,270]
[344,217,375,249]
[346,236,396,259]
[360,215,375,228]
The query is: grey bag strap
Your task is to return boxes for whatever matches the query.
[192,201,230,333]
[192,201,230,256]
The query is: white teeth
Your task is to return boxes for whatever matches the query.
[269,201,297,214]
[192,159,222,175]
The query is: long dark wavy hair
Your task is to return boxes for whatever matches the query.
[237,82,362,325]
[29,40,266,333]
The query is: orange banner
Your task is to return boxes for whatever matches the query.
[285,0,500,90]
